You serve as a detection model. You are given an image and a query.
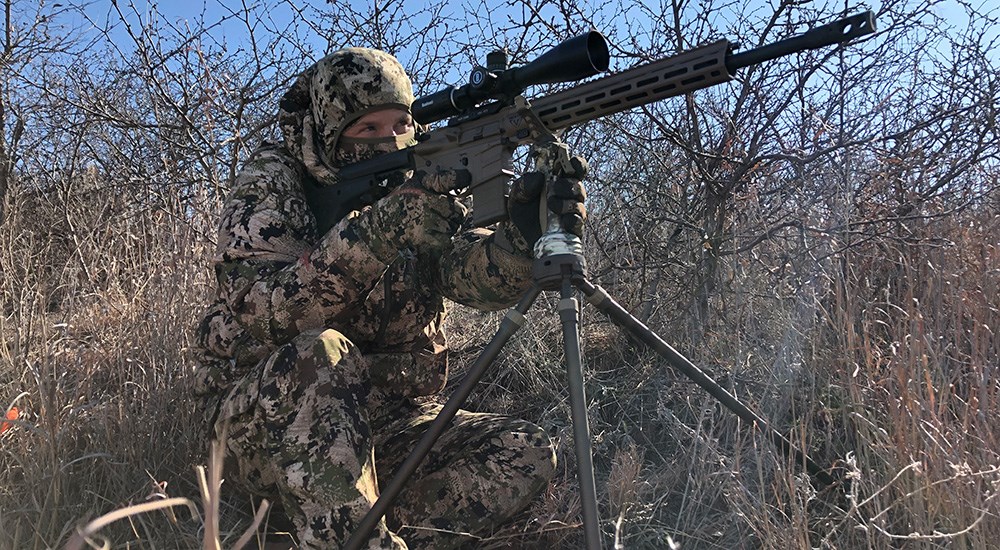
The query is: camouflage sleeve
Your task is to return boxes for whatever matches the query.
[215,147,390,344]
[436,222,534,311]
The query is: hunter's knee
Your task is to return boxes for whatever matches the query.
[266,329,366,396]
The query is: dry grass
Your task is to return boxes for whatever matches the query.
[0,178,243,548]
[2,169,998,549]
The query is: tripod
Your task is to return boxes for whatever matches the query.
[344,233,836,550]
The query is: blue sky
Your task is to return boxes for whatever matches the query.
[27,0,992,102]
[58,0,1000,95]
[64,0,995,73]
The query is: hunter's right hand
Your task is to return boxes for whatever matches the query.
[353,174,467,262]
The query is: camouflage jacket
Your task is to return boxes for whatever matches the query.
[195,143,534,397]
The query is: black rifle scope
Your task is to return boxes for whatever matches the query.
[412,31,610,125]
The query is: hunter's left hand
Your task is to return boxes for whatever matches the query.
[546,154,588,238]
[499,153,589,255]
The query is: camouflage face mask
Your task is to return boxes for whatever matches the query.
[333,130,417,167]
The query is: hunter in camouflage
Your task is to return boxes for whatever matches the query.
[195,47,586,548]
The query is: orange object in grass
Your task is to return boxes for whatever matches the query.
[1,407,18,434]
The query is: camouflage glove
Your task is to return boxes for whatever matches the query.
[545,154,588,238]
[352,175,467,263]
[497,155,589,255]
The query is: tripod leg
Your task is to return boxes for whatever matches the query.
[559,278,603,550]
[575,279,836,487]
[343,287,543,550]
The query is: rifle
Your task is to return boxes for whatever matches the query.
[304,11,876,233]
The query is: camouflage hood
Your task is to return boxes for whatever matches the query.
[278,48,415,186]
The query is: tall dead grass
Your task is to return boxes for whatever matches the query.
[0,172,239,548]
[809,209,1000,549]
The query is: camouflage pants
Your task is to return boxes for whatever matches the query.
[213,328,557,549]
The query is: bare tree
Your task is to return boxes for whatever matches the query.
[0,1,80,224]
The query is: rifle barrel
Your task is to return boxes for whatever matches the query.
[726,11,876,72]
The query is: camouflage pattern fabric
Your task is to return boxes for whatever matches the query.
[195,47,556,548]
[217,329,556,549]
